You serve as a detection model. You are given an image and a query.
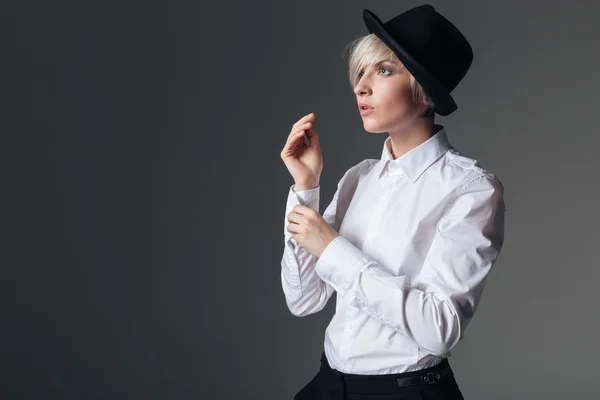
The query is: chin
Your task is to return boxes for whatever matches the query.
[362,120,389,134]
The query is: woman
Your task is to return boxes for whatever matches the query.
[280,5,505,400]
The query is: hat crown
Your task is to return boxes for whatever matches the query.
[385,5,438,46]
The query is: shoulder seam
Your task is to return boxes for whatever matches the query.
[437,172,503,229]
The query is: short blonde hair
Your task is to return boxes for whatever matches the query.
[343,34,434,116]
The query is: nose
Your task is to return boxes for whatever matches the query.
[353,81,371,96]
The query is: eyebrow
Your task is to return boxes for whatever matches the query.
[361,60,397,70]
[377,60,398,66]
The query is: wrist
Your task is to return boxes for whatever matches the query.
[294,182,319,191]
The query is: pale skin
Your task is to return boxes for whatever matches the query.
[355,56,437,158]
[280,54,437,259]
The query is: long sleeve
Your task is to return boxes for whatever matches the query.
[280,184,338,316]
[280,161,367,317]
[313,173,505,356]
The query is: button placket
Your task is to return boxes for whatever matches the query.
[365,182,392,246]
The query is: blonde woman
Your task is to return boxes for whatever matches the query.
[280,5,505,400]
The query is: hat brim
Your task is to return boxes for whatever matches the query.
[362,9,457,116]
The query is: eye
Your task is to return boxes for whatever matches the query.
[358,67,391,79]
[356,65,394,83]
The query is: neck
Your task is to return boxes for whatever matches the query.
[387,119,440,160]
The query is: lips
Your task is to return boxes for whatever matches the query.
[358,102,375,116]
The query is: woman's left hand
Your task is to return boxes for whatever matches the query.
[287,205,340,258]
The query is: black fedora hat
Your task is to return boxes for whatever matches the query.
[363,5,473,116]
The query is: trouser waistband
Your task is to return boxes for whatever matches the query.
[319,352,455,394]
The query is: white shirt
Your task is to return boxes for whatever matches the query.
[280,127,505,374]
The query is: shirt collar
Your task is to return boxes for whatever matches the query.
[377,126,452,183]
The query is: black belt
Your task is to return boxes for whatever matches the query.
[319,352,454,395]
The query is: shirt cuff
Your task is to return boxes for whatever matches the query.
[315,235,370,296]
[284,184,320,244]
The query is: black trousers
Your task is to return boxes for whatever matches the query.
[293,352,464,400]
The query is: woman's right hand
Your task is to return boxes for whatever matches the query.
[280,112,323,190]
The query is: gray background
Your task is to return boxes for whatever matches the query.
[3,0,599,399]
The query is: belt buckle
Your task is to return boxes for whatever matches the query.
[421,371,441,385]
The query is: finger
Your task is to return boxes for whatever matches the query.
[291,205,303,214]
[288,224,305,235]
[282,127,313,157]
[282,135,306,157]
[293,205,314,215]
[292,112,315,129]
[290,122,312,139]
[288,220,308,235]
[287,211,305,225]
[284,122,312,149]
[287,213,296,224]
[304,127,319,145]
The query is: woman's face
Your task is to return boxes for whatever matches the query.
[354,57,425,133]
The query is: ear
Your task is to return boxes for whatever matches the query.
[422,104,436,120]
